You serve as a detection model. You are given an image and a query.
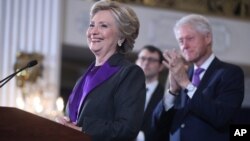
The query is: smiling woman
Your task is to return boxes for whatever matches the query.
[56,1,146,141]
[86,10,120,65]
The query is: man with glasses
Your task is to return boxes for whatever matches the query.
[135,45,165,141]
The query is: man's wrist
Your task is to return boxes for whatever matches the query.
[168,89,178,96]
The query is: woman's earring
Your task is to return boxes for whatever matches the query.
[118,40,123,47]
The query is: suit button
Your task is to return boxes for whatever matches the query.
[181,124,185,128]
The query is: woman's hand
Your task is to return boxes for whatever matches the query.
[55,116,82,131]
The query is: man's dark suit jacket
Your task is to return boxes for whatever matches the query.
[142,84,164,141]
[69,53,146,141]
[153,57,244,141]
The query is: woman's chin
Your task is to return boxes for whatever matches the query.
[91,49,102,56]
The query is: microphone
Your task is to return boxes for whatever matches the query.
[0,60,38,88]
[26,60,38,68]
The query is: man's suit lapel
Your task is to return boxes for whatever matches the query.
[195,57,220,94]
[144,84,163,121]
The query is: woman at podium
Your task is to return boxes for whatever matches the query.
[56,0,145,141]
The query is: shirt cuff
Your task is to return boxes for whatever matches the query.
[187,87,197,98]
[163,89,176,111]
[136,131,145,141]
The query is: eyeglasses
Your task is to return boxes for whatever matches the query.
[138,57,160,63]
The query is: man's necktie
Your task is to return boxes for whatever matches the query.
[192,68,204,87]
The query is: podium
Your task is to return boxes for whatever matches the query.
[0,107,91,141]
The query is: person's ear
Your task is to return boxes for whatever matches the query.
[205,32,212,45]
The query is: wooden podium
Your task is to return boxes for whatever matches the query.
[0,107,91,141]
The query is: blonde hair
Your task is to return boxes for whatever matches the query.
[90,0,140,54]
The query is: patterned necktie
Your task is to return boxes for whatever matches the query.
[192,68,204,87]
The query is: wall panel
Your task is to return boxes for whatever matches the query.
[0,0,61,109]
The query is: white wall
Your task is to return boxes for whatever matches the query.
[0,0,61,108]
[62,0,250,107]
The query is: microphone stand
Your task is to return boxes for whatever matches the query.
[0,60,38,88]
[0,67,27,88]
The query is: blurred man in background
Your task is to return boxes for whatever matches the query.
[135,45,165,141]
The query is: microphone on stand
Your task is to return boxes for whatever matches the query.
[0,60,38,88]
